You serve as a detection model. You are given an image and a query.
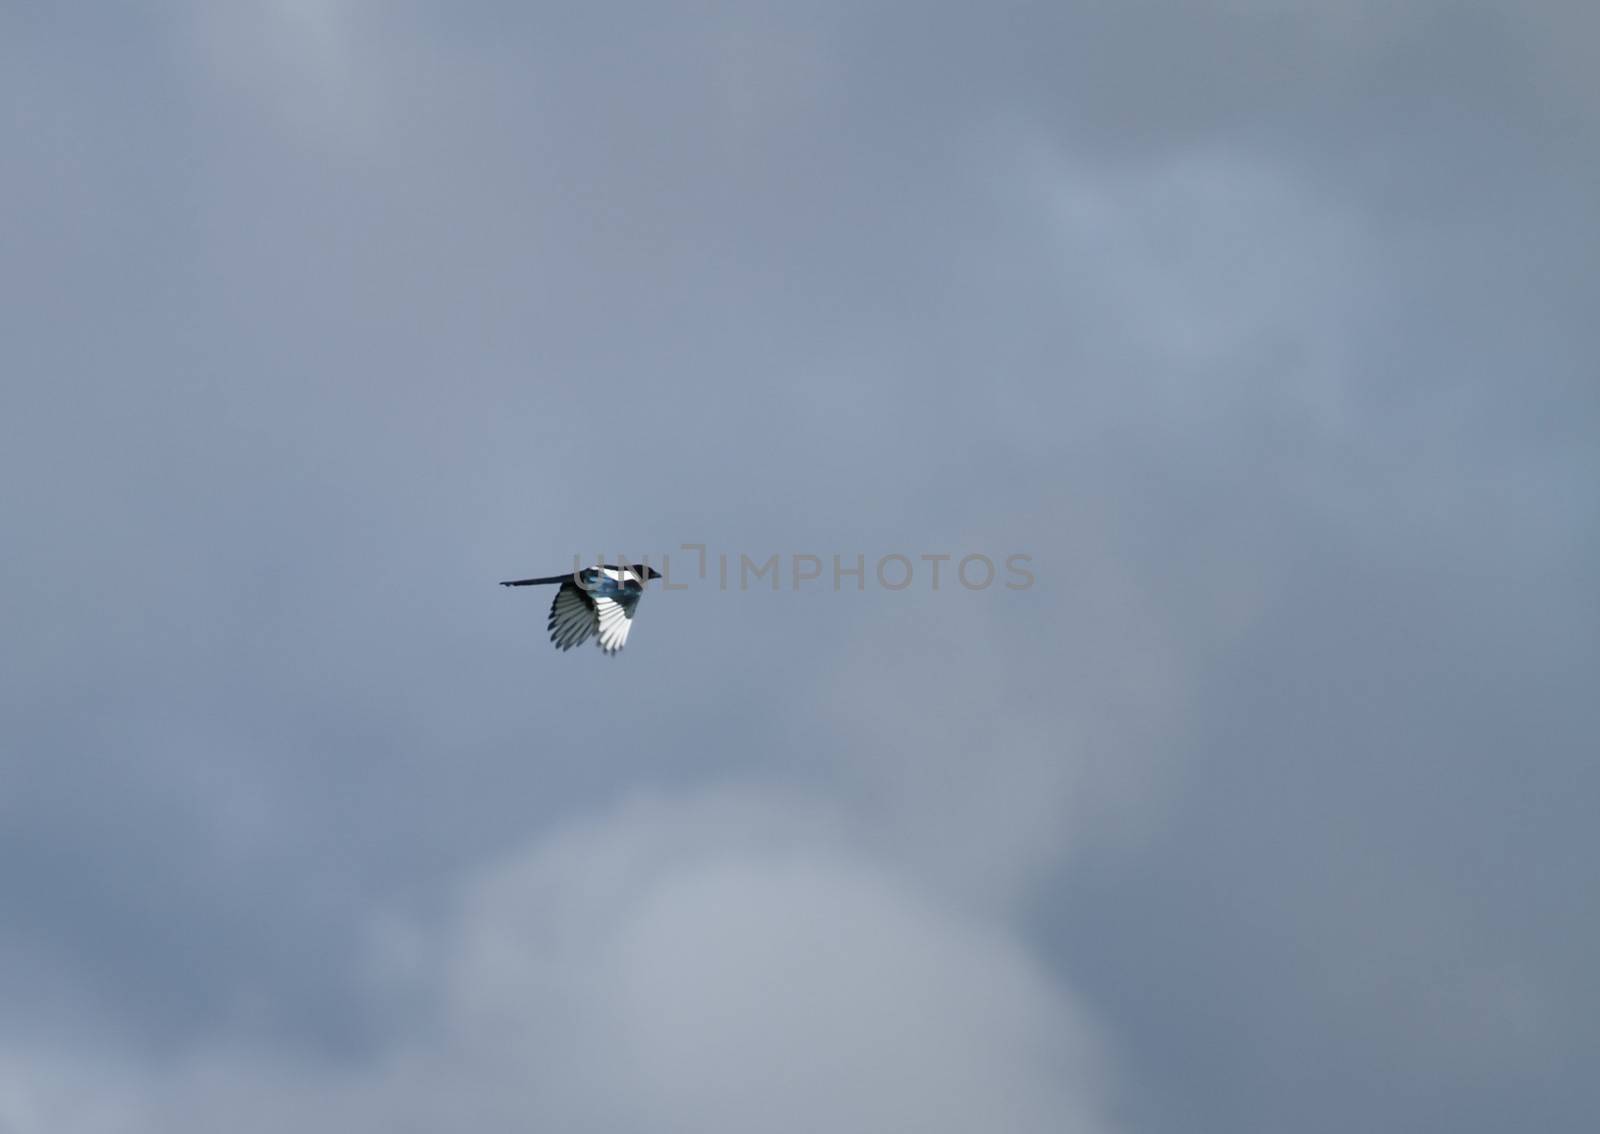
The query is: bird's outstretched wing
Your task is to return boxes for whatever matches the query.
[547,581,597,650]
[594,595,636,654]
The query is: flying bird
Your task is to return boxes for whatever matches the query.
[500,564,663,654]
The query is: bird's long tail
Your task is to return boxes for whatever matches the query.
[499,573,573,587]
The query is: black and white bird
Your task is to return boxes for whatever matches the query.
[499,564,663,654]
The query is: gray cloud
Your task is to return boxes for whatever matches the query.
[2,789,1112,1134]
[2,2,1595,1131]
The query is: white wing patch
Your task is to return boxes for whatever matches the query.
[598,565,644,586]
[547,582,596,651]
[594,596,634,654]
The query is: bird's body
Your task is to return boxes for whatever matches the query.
[500,564,661,654]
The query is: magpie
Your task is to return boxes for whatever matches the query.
[499,564,663,654]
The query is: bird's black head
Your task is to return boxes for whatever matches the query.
[633,563,664,580]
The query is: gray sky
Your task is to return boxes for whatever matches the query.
[2,3,1596,1131]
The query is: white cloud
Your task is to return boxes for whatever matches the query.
[0,788,1114,1134]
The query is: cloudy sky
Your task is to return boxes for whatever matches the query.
[3,2,1596,1131]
